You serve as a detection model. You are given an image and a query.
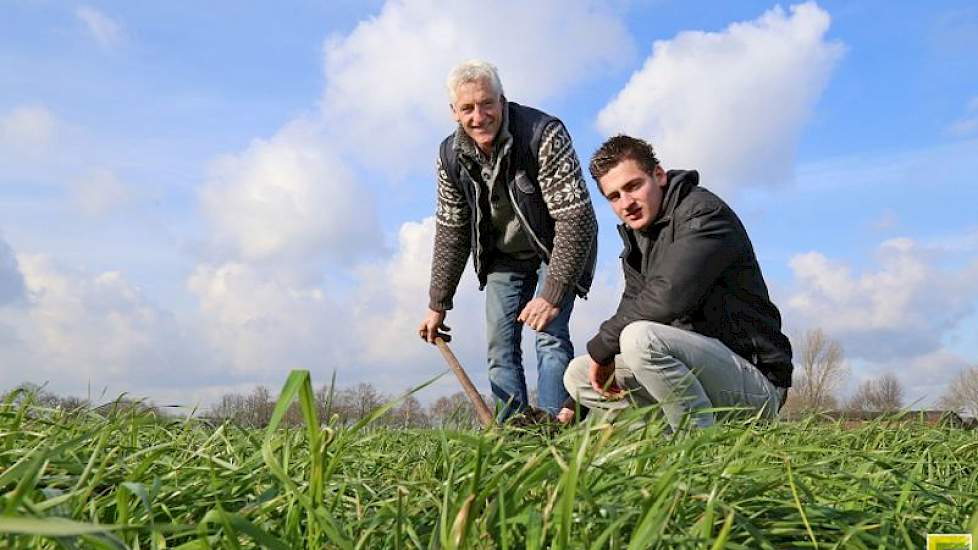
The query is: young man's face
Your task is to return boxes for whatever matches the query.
[451,78,502,155]
[597,159,668,231]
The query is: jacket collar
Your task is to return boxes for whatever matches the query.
[654,169,699,225]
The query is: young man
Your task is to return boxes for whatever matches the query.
[562,135,792,429]
[417,60,598,420]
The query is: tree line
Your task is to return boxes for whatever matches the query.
[207,383,487,429]
[5,329,977,425]
[782,328,978,418]
[2,381,490,429]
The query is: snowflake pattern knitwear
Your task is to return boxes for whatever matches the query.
[428,116,597,311]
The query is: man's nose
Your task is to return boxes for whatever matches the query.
[471,107,486,125]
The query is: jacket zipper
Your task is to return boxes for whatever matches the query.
[463,161,484,282]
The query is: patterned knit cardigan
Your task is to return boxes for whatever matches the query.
[428,102,598,311]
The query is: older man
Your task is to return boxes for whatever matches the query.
[418,60,598,420]
[563,135,792,430]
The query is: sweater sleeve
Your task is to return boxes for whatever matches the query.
[428,156,472,311]
[536,121,598,305]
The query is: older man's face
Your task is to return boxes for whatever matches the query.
[451,78,502,155]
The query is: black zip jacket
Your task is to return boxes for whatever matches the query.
[586,170,793,388]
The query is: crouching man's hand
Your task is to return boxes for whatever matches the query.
[418,309,450,344]
[589,359,622,399]
[517,297,559,331]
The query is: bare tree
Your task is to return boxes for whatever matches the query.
[3,383,96,411]
[211,385,277,427]
[323,383,388,426]
[783,328,848,413]
[428,392,483,429]
[391,395,429,428]
[939,366,978,419]
[4,383,60,408]
[428,395,455,428]
[316,382,339,423]
[351,383,385,422]
[848,372,904,413]
[211,392,246,423]
[326,387,353,426]
[246,385,276,427]
[57,395,90,412]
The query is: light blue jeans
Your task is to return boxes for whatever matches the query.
[563,321,782,430]
[485,264,575,420]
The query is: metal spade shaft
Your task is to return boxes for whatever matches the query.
[434,336,495,428]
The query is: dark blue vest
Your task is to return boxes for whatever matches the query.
[439,102,595,295]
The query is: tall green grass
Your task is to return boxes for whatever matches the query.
[1,370,976,548]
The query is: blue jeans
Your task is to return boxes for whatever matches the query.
[485,264,575,420]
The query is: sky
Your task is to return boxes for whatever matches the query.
[1,0,977,409]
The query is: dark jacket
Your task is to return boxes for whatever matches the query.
[586,170,793,388]
[437,102,597,300]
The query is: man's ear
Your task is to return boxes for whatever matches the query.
[655,165,668,188]
[449,103,460,123]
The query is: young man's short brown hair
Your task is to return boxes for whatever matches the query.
[588,135,660,183]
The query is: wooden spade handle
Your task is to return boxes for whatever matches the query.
[435,336,495,428]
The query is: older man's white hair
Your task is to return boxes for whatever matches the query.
[446,60,504,103]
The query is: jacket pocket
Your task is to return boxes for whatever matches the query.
[514,171,537,194]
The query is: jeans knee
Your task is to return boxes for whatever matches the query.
[537,332,573,362]
[620,321,671,366]
[619,321,650,361]
[488,361,518,378]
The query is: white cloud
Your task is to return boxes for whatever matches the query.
[597,2,843,192]
[568,261,626,349]
[187,262,345,377]
[350,218,483,371]
[71,167,130,216]
[785,238,978,362]
[0,253,203,392]
[849,351,973,408]
[199,118,383,265]
[0,105,56,154]
[184,222,460,397]
[869,209,898,231]
[0,236,26,307]
[187,0,635,396]
[924,227,978,254]
[76,5,125,50]
[947,96,978,137]
[321,0,634,174]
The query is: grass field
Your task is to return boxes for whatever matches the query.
[2,370,977,549]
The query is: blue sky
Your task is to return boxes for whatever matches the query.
[1,1,976,408]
